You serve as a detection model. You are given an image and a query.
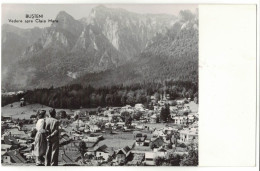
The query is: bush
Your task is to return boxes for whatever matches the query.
[179,143,187,148]
[180,149,198,166]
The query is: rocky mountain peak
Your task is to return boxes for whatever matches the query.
[2,6,197,91]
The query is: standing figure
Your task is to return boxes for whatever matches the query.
[45,109,60,166]
[34,110,47,166]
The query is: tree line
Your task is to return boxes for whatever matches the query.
[2,80,198,109]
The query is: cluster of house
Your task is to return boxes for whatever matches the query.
[1,93,198,166]
[55,116,198,166]
[1,117,33,164]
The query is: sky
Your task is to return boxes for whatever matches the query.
[2,4,197,29]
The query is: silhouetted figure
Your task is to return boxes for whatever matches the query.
[45,109,59,166]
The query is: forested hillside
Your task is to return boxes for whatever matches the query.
[72,9,198,87]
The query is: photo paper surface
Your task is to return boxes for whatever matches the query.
[1,4,199,166]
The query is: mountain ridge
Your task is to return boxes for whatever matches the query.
[1,6,197,91]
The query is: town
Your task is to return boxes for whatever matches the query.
[1,92,198,166]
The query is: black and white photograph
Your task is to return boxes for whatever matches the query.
[1,1,259,170]
[1,4,199,166]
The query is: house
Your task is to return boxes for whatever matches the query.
[72,119,85,128]
[163,127,177,135]
[82,135,103,143]
[153,147,168,159]
[60,140,80,156]
[2,135,20,149]
[89,125,101,133]
[131,122,138,128]
[115,146,131,165]
[150,136,164,149]
[59,134,72,146]
[59,150,81,165]
[135,124,144,130]
[20,98,26,106]
[144,139,150,146]
[98,116,109,122]
[121,105,134,113]
[153,129,166,137]
[89,115,99,123]
[105,122,115,128]
[176,99,185,105]
[60,152,74,164]
[116,122,125,128]
[150,114,157,124]
[1,144,12,152]
[144,149,168,166]
[107,113,120,122]
[187,114,195,123]
[135,104,145,111]
[85,142,97,148]
[144,152,155,165]
[173,116,188,125]
[72,133,84,140]
[170,113,177,119]
[5,128,27,138]
[95,145,114,161]
[16,139,28,147]
[135,137,146,146]
[170,106,178,114]
[183,105,191,112]
[127,153,145,166]
[179,127,198,144]
[2,116,12,122]
[2,150,26,164]
[158,100,166,106]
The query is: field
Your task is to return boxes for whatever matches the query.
[1,102,97,119]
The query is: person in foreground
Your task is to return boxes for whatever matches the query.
[45,109,60,166]
[34,110,47,166]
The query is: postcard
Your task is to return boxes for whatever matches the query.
[1,2,258,168]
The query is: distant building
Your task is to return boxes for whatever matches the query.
[135,136,146,146]
[163,127,177,135]
[144,152,155,165]
[150,114,157,124]
[176,99,185,105]
[82,135,102,143]
[134,104,145,111]
[150,136,164,149]
[89,125,101,133]
[120,105,134,114]
[179,127,198,144]
[20,98,26,107]
[95,145,114,161]
[2,150,26,164]
[115,146,131,165]
[1,144,13,152]
[2,116,12,122]
[173,116,187,125]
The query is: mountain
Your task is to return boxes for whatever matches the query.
[1,6,196,91]
[1,24,43,66]
[82,5,176,60]
[71,9,198,87]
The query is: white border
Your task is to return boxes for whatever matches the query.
[0,0,259,171]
